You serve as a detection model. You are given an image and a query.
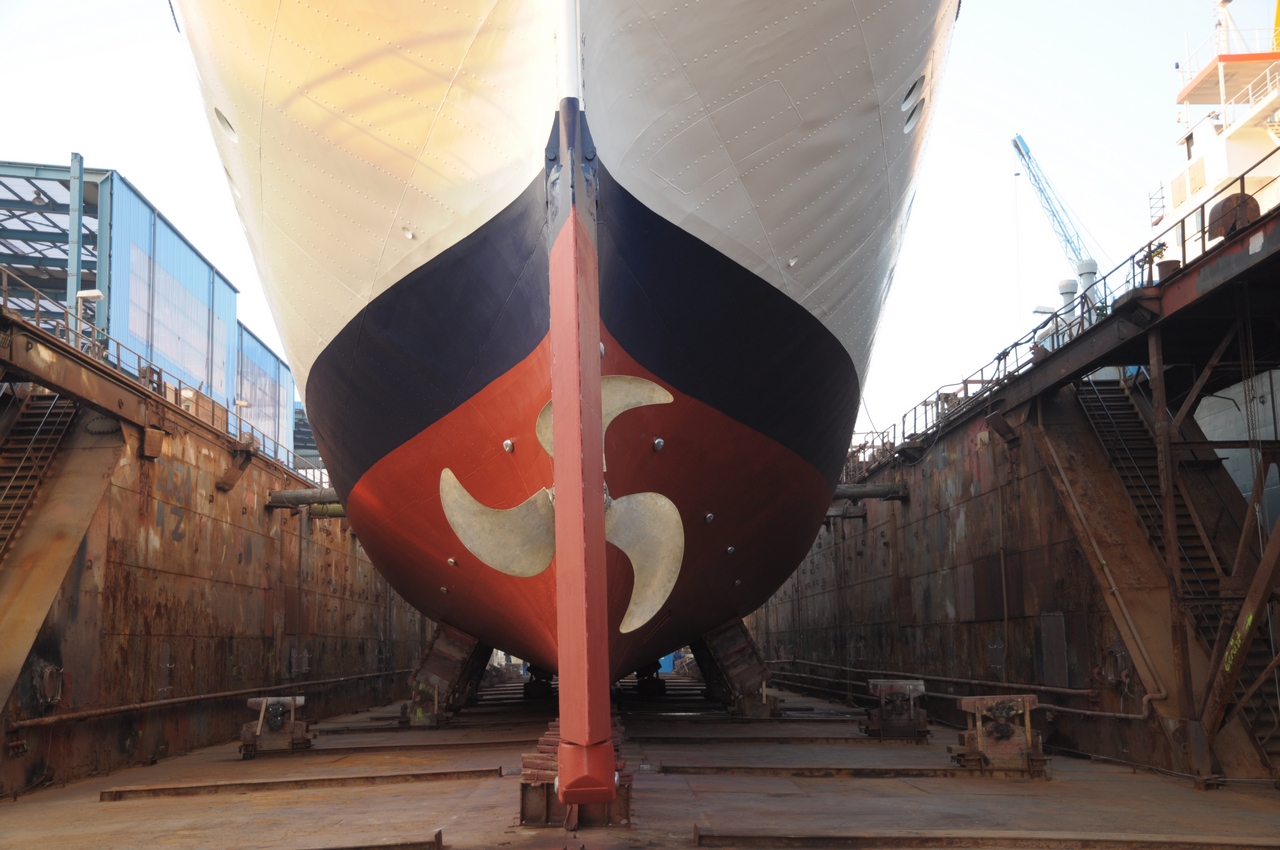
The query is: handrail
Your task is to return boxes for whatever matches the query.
[1077,377,1210,599]
[765,659,1096,698]
[839,143,1280,479]
[1181,28,1278,83]
[1225,60,1280,114]
[5,669,410,731]
[767,661,1163,721]
[0,268,328,486]
[0,391,72,561]
[841,427,899,484]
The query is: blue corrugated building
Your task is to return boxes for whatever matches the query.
[0,155,297,462]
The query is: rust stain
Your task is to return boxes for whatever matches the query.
[2,421,428,794]
[748,390,1175,772]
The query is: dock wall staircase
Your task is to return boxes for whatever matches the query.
[0,392,80,560]
[0,393,124,711]
[1074,378,1280,772]
[1034,386,1270,778]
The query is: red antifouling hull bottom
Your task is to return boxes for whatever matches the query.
[343,322,832,680]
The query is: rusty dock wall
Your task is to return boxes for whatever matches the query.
[0,298,429,796]
[751,178,1280,782]
[749,398,1176,769]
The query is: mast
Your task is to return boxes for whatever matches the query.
[556,0,582,104]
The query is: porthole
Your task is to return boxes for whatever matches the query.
[214,107,238,143]
[224,168,241,199]
[902,75,926,111]
[904,97,926,134]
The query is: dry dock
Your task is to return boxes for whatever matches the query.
[2,682,1279,849]
[4,118,1280,845]
[753,185,1280,784]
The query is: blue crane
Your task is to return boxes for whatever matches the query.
[1011,134,1092,273]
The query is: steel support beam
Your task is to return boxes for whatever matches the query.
[1149,330,1210,774]
[994,317,1146,415]
[0,200,98,216]
[95,173,112,330]
[1175,472,1227,579]
[0,253,97,270]
[66,152,83,306]
[1201,510,1280,744]
[0,162,87,181]
[832,483,909,502]
[0,328,149,428]
[1171,321,1237,430]
[1220,648,1280,731]
[1228,456,1273,579]
[0,229,97,245]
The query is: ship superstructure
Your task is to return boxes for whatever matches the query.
[1167,3,1280,225]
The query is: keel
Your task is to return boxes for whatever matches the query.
[549,97,616,805]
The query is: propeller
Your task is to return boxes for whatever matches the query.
[605,491,685,633]
[536,374,674,460]
[439,469,555,578]
[440,374,684,632]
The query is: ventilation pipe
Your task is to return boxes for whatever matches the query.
[1058,278,1079,320]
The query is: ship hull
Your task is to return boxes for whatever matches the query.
[176,0,960,677]
[308,161,856,677]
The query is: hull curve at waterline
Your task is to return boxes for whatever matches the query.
[308,161,855,677]
[176,0,960,676]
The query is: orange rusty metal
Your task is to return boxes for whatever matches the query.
[548,97,614,805]
[1,404,428,796]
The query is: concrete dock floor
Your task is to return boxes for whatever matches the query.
[1,683,1277,849]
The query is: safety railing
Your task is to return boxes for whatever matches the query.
[841,427,898,483]
[1224,59,1280,122]
[882,143,1280,457]
[0,391,74,562]
[0,268,326,484]
[766,659,1162,721]
[1181,28,1279,83]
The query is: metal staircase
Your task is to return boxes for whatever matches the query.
[1076,378,1280,767]
[0,391,79,561]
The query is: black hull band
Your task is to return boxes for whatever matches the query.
[597,166,859,485]
[306,162,859,494]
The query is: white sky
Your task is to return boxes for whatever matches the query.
[2,0,1273,426]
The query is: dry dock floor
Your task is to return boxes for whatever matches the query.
[2,683,1277,849]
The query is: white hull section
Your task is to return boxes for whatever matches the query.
[178,0,957,394]
[584,0,956,384]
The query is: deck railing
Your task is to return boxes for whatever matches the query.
[1225,59,1280,119]
[1181,28,1279,82]
[845,143,1280,481]
[0,268,327,485]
